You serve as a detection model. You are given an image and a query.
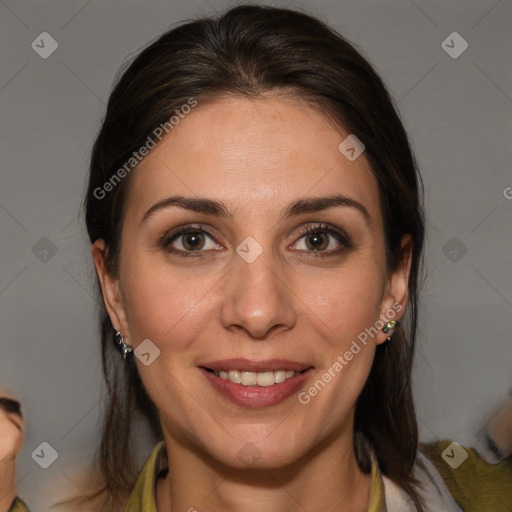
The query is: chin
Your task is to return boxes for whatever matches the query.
[205,430,309,471]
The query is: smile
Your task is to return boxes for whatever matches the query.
[199,365,314,408]
[206,368,302,386]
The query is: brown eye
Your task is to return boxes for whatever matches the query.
[304,231,329,251]
[161,224,223,257]
[292,224,351,255]
[181,231,206,251]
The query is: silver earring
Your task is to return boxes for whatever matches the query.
[115,331,133,359]
[382,320,400,342]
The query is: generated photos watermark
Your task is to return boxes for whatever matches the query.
[298,302,402,405]
[93,97,198,200]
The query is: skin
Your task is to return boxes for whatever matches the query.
[0,393,24,512]
[93,94,411,512]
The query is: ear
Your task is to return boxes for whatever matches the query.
[375,234,413,345]
[91,239,130,341]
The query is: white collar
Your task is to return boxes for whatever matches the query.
[382,451,463,511]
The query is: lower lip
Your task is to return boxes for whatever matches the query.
[199,368,314,408]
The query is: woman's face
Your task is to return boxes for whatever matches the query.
[94,95,410,468]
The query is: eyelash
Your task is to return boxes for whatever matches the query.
[160,223,352,259]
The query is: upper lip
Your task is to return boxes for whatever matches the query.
[199,358,313,373]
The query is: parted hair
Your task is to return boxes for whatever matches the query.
[83,4,426,510]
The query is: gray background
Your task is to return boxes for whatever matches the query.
[0,0,511,510]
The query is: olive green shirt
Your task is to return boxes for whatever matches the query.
[7,497,29,512]
[123,439,512,511]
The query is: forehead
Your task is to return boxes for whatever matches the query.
[124,95,381,223]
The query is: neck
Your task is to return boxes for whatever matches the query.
[156,429,371,512]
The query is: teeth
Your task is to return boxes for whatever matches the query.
[241,371,257,386]
[228,370,241,383]
[274,370,286,383]
[213,369,301,386]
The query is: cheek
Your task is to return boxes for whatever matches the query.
[297,262,384,342]
[119,250,223,354]
[293,259,384,408]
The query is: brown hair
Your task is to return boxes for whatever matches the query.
[83,4,426,509]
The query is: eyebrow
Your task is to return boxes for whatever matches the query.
[140,194,370,225]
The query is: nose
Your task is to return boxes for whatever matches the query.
[221,249,297,340]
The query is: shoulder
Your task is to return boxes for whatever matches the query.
[419,439,512,512]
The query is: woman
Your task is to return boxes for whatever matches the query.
[81,4,511,511]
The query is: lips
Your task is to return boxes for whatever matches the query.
[197,358,314,407]
[198,358,312,373]
[199,366,314,408]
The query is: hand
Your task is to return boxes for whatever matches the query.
[488,397,512,459]
[0,398,24,463]
[0,396,25,512]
